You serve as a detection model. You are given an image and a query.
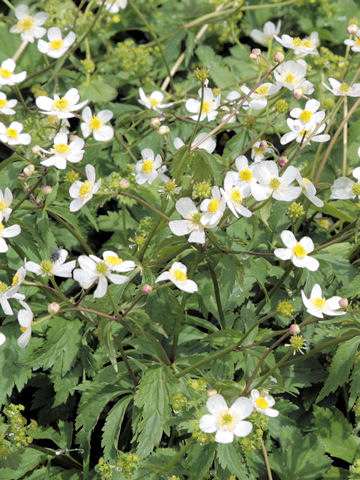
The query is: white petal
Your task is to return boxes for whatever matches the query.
[206,394,228,415]
[230,397,253,419]
[280,230,297,248]
[215,430,234,444]
[199,414,217,433]
[232,420,253,437]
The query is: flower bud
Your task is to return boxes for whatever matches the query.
[48,302,60,314]
[274,51,284,63]
[158,125,170,135]
[339,298,348,308]
[250,48,261,61]
[259,140,268,149]
[347,24,358,35]
[70,134,80,141]
[150,117,161,129]
[142,284,153,294]
[119,178,130,189]
[23,164,35,176]
[278,156,288,167]
[207,388,217,397]
[289,324,300,335]
[294,88,304,99]
[41,185,52,195]
[31,145,41,155]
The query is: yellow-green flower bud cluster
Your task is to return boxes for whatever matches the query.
[241,428,263,452]
[289,335,305,352]
[277,300,294,317]
[116,452,139,479]
[192,424,214,444]
[187,378,207,393]
[243,115,256,130]
[0,404,37,460]
[116,40,152,77]
[312,47,347,79]
[322,98,335,110]
[193,68,209,83]
[138,216,154,236]
[192,182,212,200]
[64,171,80,184]
[250,410,270,431]
[275,99,289,114]
[286,202,305,221]
[95,457,113,480]
[81,59,96,74]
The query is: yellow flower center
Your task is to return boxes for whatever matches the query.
[313,297,326,308]
[40,260,54,274]
[142,160,153,173]
[53,143,70,154]
[53,98,69,111]
[352,183,360,195]
[256,397,269,409]
[217,409,238,431]
[299,110,312,123]
[18,16,34,32]
[202,100,212,113]
[0,68,12,79]
[303,178,310,183]
[239,169,253,182]
[191,212,202,224]
[50,39,63,50]
[11,273,19,287]
[90,116,102,130]
[231,189,242,203]
[340,83,349,93]
[255,85,269,96]
[285,73,296,84]
[303,39,311,47]
[356,37,360,46]
[253,147,264,155]
[292,37,303,47]
[96,261,108,275]
[0,201,7,211]
[6,128,18,139]
[318,219,330,229]
[0,99,7,108]
[0,281,8,293]
[149,97,160,107]
[173,269,187,281]
[0,223,4,231]
[269,178,281,190]
[105,255,123,266]
[20,326,28,332]
[208,199,219,213]
[79,180,92,200]
[293,243,307,258]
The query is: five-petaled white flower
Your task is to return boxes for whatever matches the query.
[274,60,308,91]
[220,172,252,219]
[289,99,325,129]
[10,4,48,43]
[330,167,360,199]
[301,284,345,318]
[0,188,13,222]
[0,267,26,315]
[40,133,85,170]
[199,393,253,444]
[156,262,198,293]
[274,230,319,271]
[69,164,101,212]
[81,107,114,142]
[251,141,273,162]
[344,32,360,53]
[0,222,21,253]
[240,83,281,110]
[17,301,33,348]
[26,249,76,278]
[138,88,173,111]
[36,88,88,119]
[185,88,221,121]
[104,0,128,13]
[169,198,206,244]
[250,20,281,46]
[323,78,360,97]
[37,27,76,58]
[0,121,31,146]
[0,59,26,87]
[102,251,136,274]
[274,32,319,56]
[135,148,168,185]
[0,92,17,116]
[251,389,279,417]
[251,161,301,201]
[200,186,226,227]
[280,119,330,146]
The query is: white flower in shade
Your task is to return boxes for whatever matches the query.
[173,132,216,153]
[104,0,127,12]
[322,78,360,97]
[10,4,48,43]
[37,27,76,58]
[0,121,31,146]
[169,198,206,244]
[274,32,319,56]
[0,222,21,253]
[222,90,241,123]
[135,148,168,185]
[0,188,13,222]
[138,88,173,111]
[199,394,253,444]
[289,99,325,129]
[274,60,307,91]
[69,164,101,212]
[0,92,17,115]
[185,88,221,121]
[240,83,281,110]
[36,88,87,119]
[330,167,360,199]
[80,107,114,142]
[25,249,75,278]
[0,59,26,87]
[40,133,85,170]
[252,161,301,201]
[156,262,198,293]
[301,284,345,318]
[220,172,252,218]
[280,119,330,146]
[251,141,273,162]
[250,20,281,46]
[102,251,136,273]
[296,175,324,207]
[251,389,279,417]
[0,267,26,315]
[274,230,319,271]
[294,79,315,97]
[17,302,33,348]
[200,186,226,227]
[0,332,5,346]
[73,254,130,298]
[344,32,360,52]
[232,155,257,196]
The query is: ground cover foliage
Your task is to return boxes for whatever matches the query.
[0,0,360,478]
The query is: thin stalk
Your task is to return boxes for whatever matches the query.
[117,192,171,221]
[208,261,226,329]
[241,0,297,9]
[343,96,348,176]
[12,174,46,214]
[114,131,138,162]
[261,438,274,480]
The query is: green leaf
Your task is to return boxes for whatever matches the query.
[97,318,119,373]
[102,395,133,461]
[186,443,216,480]
[321,201,355,223]
[0,448,47,479]
[217,443,250,479]
[79,79,118,103]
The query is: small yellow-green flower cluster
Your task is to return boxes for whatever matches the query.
[277,300,295,317]
[241,428,263,452]
[192,182,212,200]
[275,99,289,114]
[95,457,113,480]
[0,404,37,461]
[116,452,139,479]
[312,47,347,79]
[287,202,305,221]
[116,40,153,77]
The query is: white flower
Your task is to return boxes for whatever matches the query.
[81,107,114,142]
[330,168,360,199]
[36,88,87,120]
[200,186,226,227]
[73,254,130,298]
[296,175,324,207]
[0,332,5,346]
[17,302,33,348]
[37,27,76,58]
[251,389,279,417]
[10,4,48,43]
[0,59,26,87]
[156,262,198,293]
[280,119,330,146]
[221,90,241,123]
[0,222,21,253]
[102,251,136,273]
[0,92,17,115]
[169,198,206,244]
[0,121,31,146]
[274,32,319,56]
[274,230,319,271]
[134,148,168,185]
[289,99,325,129]
[25,249,75,278]
[40,133,85,170]
[0,267,26,315]
[104,0,128,12]
[232,155,257,196]
[301,284,345,318]
[250,20,281,46]
[240,83,281,110]
[199,393,253,444]
[323,78,360,97]
[274,60,308,91]
[138,88,173,111]
[344,32,360,53]
[185,88,221,121]
[173,132,216,153]
[251,141,273,162]
[252,161,301,201]
[0,188,13,222]
[220,172,252,218]
[69,164,101,212]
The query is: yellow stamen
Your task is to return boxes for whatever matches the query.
[255,85,269,96]
[269,178,281,190]
[356,38,360,46]
[53,143,70,154]
[0,99,7,108]
[50,39,63,50]
[285,73,296,84]
[90,116,102,130]
[79,180,92,200]
[0,68,12,79]
[256,397,269,409]
[11,273,19,287]
[208,199,219,213]
[0,223,4,232]
[0,281,8,293]
[173,269,187,281]
[340,83,349,93]
[239,169,253,182]
[96,262,108,275]
[299,110,312,123]
[40,260,53,274]
[0,201,7,211]
[149,97,160,107]
[105,255,123,266]
[142,160,153,173]
[292,37,303,47]
[293,243,306,258]
[202,100,211,113]
[53,98,69,111]
[18,17,34,32]
[253,147,263,155]
[231,189,242,203]
[191,212,202,224]
[313,297,326,308]
[217,409,238,430]
[6,128,18,139]
[303,40,311,47]
[352,184,360,195]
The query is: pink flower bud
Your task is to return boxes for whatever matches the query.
[339,298,348,308]
[278,156,288,167]
[207,389,217,397]
[48,302,60,314]
[274,51,284,63]
[259,140,268,149]
[289,324,300,335]
[23,164,35,176]
[119,178,130,189]
[250,48,261,61]
[70,135,80,141]
[347,24,358,35]
[294,88,304,99]
[142,284,153,294]
[41,185,53,195]
[151,117,161,129]
[158,125,170,135]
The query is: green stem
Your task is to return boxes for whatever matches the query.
[241,0,297,9]
[118,192,171,221]
[114,131,138,162]
[261,438,274,480]
[12,174,46,214]
[255,266,293,316]
[208,261,226,329]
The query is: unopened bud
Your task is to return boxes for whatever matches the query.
[339,298,348,308]
[48,302,60,314]
[294,88,304,99]
[31,145,41,155]
[70,135,80,141]
[274,51,284,63]
[150,117,161,129]
[278,156,288,167]
[41,185,52,195]
[207,388,217,397]
[142,284,153,294]
[119,178,130,189]
[250,48,261,61]
[23,164,35,176]
[259,140,268,149]
[158,125,170,135]
[347,24,358,35]
[289,324,300,335]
